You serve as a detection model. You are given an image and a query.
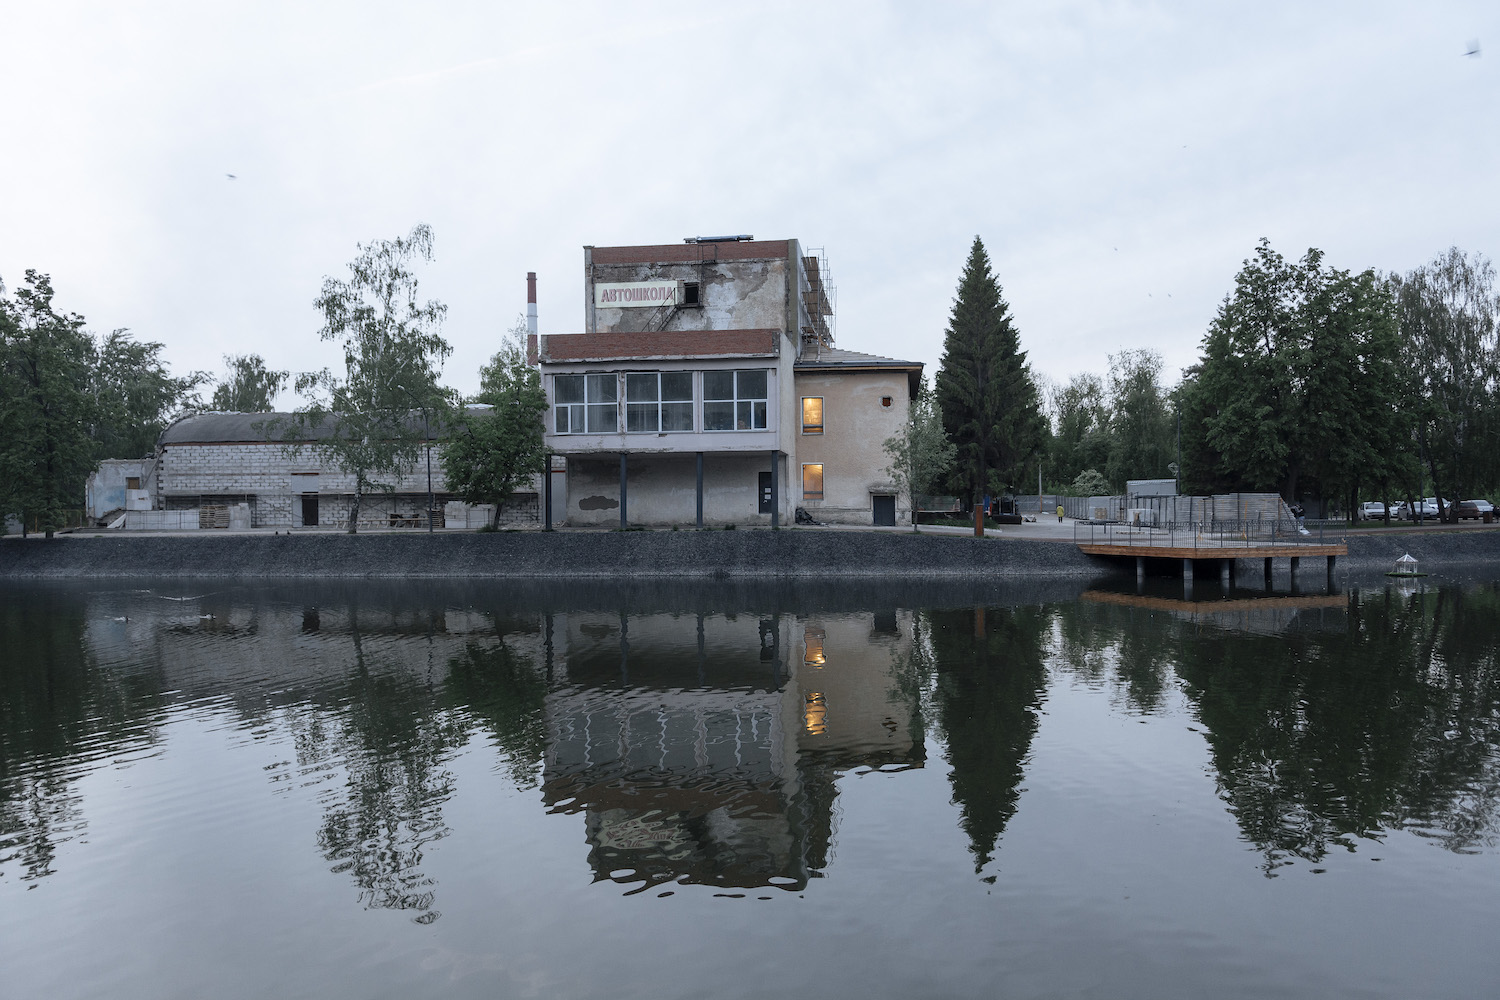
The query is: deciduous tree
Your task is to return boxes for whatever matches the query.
[1047,373,1111,490]
[442,324,548,529]
[1393,247,1500,518]
[883,379,956,531]
[1179,239,1404,513]
[0,272,96,536]
[212,353,288,412]
[281,224,452,532]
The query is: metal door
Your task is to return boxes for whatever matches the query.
[873,494,896,526]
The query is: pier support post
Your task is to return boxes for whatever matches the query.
[1264,557,1273,587]
[1183,558,1194,599]
[1327,554,1336,587]
[1136,556,1145,590]
[619,453,628,529]
[1220,559,1231,587]
[1289,555,1300,592]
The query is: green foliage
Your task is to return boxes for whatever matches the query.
[1393,247,1500,515]
[279,224,453,532]
[89,327,207,460]
[1178,239,1404,505]
[0,272,99,535]
[1104,349,1174,486]
[882,379,956,530]
[1046,372,1111,488]
[1071,468,1111,497]
[211,353,289,412]
[441,324,548,528]
[934,237,1046,504]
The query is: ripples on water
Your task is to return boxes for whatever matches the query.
[2,576,1499,999]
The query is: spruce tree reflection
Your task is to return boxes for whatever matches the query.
[1175,585,1500,872]
[925,605,1050,873]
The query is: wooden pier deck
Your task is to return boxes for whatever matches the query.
[1076,535,1348,593]
[1077,542,1346,560]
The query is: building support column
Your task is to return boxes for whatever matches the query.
[619,452,628,529]
[543,454,553,531]
[770,450,779,529]
[696,452,704,529]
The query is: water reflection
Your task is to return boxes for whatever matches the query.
[923,606,1049,874]
[3,578,1500,910]
[1053,583,1500,873]
[539,610,923,893]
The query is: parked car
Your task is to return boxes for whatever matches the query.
[1455,499,1495,520]
[1359,501,1389,520]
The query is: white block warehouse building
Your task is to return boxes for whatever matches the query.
[144,411,540,529]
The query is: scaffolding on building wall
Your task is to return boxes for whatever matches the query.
[800,248,836,357]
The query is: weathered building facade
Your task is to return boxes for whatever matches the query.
[145,412,539,529]
[537,238,921,527]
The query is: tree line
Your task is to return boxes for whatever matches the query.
[889,235,1500,532]
[1,224,545,536]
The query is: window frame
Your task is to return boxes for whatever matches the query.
[802,463,824,501]
[553,373,619,434]
[703,369,769,432]
[801,396,824,435]
[624,371,694,434]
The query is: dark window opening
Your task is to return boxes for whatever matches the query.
[683,282,701,306]
[881,396,893,408]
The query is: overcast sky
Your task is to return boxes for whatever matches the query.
[1,2,1494,409]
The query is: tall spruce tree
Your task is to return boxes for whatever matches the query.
[935,237,1046,535]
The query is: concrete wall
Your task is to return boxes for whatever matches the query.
[587,246,793,335]
[157,440,540,528]
[161,442,454,500]
[86,459,150,521]
[564,453,783,527]
[792,369,911,525]
[0,530,1120,580]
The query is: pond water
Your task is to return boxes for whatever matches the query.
[2,576,1498,999]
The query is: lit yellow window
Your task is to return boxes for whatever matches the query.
[802,464,823,500]
[801,396,823,434]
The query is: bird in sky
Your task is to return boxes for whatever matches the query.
[1465,40,1481,57]
[226,173,237,180]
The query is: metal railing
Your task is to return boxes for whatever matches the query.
[1074,517,1336,550]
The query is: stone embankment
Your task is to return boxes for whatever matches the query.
[0,530,1109,581]
[3,527,1497,582]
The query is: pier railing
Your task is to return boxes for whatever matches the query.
[1074,517,1335,550]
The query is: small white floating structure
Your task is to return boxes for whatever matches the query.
[1387,552,1426,577]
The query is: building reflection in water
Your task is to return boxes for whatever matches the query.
[539,610,923,894]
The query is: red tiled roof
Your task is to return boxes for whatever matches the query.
[539,329,782,363]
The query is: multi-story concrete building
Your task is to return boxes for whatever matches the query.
[536,237,921,527]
